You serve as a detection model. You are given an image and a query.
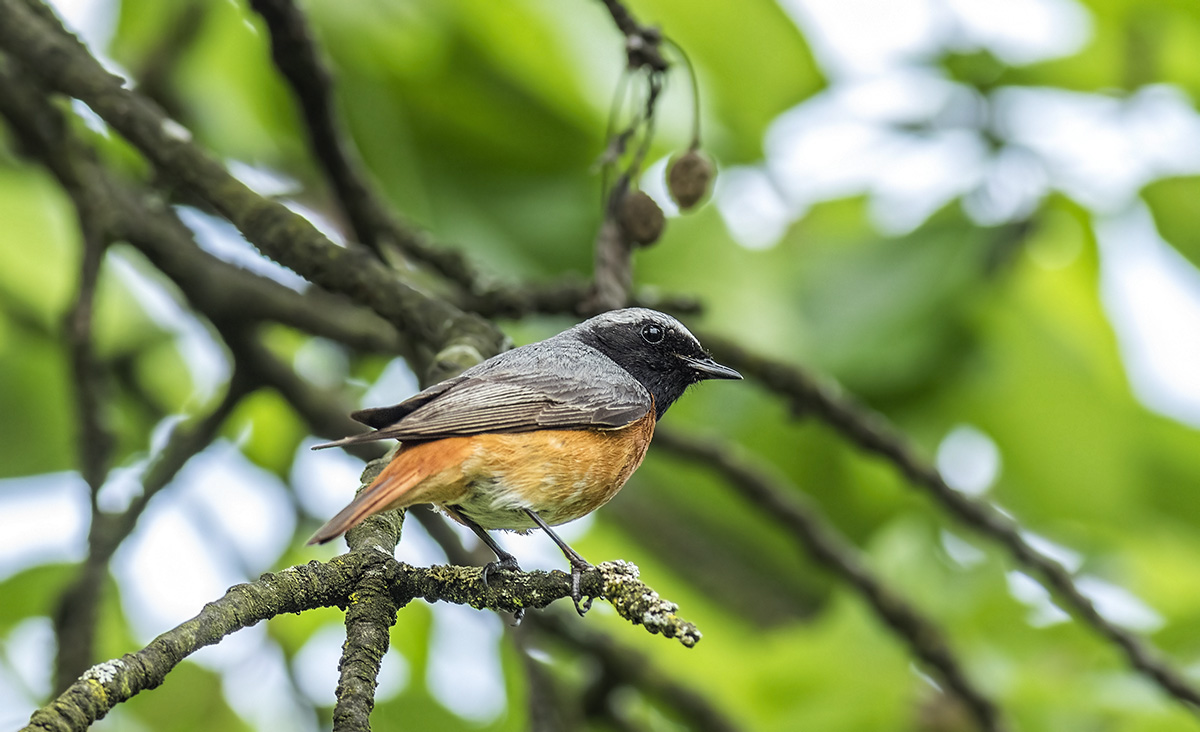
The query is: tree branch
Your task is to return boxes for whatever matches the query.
[0,56,409,359]
[25,551,699,732]
[655,429,1005,732]
[700,332,1200,712]
[530,612,741,732]
[595,0,668,73]
[0,0,505,376]
[248,0,476,285]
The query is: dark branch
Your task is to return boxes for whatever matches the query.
[700,332,1200,712]
[596,0,668,72]
[531,612,741,732]
[249,0,486,286]
[50,368,253,703]
[655,430,1005,732]
[0,0,506,375]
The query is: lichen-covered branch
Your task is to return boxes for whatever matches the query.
[23,554,377,732]
[24,551,699,732]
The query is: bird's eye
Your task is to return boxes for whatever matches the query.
[641,323,664,344]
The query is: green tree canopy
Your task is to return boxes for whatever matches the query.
[3,0,1200,730]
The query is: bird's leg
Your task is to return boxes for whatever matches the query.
[524,509,594,616]
[445,507,521,586]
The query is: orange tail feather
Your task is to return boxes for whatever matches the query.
[307,439,468,545]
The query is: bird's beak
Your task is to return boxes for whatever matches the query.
[681,355,743,381]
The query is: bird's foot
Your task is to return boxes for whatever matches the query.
[481,553,522,588]
[569,558,594,616]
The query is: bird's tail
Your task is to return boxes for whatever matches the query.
[307,458,423,545]
[307,439,468,545]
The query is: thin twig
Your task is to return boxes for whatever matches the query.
[50,367,253,698]
[249,0,476,282]
[595,0,668,72]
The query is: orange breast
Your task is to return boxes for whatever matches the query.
[443,410,656,530]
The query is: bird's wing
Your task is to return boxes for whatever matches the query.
[314,340,651,448]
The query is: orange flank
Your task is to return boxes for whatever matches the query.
[308,411,656,544]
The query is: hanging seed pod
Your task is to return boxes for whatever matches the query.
[617,189,665,246]
[667,149,714,210]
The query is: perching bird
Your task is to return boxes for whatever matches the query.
[310,308,740,610]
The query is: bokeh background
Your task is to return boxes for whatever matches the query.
[4,0,1200,729]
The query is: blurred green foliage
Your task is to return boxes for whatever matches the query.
[4,0,1200,730]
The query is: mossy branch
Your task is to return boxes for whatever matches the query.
[23,552,699,732]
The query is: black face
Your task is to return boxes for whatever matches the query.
[574,309,741,419]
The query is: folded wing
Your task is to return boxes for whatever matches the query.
[313,339,651,448]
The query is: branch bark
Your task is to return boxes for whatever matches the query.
[23,554,699,732]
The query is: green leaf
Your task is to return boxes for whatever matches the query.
[1143,176,1200,268]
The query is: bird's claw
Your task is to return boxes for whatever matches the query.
[481,555,521,588]
[569,560,594,616]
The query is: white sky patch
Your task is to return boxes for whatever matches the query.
[993,85,1200,212]
[174,206,310,290]
[45,0,123,75]
[293,625,408,707]
[962,145,1049,226]
[1097,206,1200,427]
[1019,530,1083,573]
[107,249,229,402]
[198,627,319,732]
[1076,575,1164,632]
[1006,570,1070,627]
[426,603,506,723]
[111,441,293,639]
[0,473,88,581]
[714,166,791,250]
[96,415,186,514]
[0,665,34,731]
[227,160,300,198]
[736,70,988,239]
[782,0,1090,78]
[283,200,348,247]
[489,513,596,574]
[359,357,420,409]
[868,128,987,233]
[640,156,682,219]
[292,439,370,521]
[159,118,192,143]
[293,338,350,391]
[3,617,54,702]
[936,424,1001,496]
[173,441,295,572]
[940,530,987,567]
[70,99,111,138]
[780,0,942,77]
[112,501,235,640]
[942,0,1091,65]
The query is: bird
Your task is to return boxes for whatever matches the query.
[309,307,741,612]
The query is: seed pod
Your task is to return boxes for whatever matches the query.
[667,149,714,210]
[617,189,665,246]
